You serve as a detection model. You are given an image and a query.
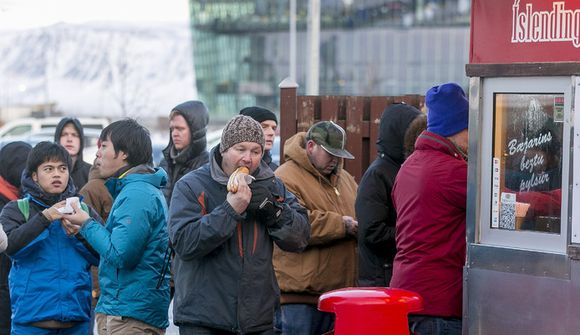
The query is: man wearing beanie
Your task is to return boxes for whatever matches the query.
[240,106,279,170]
[391,82,469,335]
[168,115,309,334]
[159,100,210,205]
[274,121,359,335]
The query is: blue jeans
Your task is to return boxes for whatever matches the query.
[274,304,334,335]
[11,322,90,335]
[408,316,462,335]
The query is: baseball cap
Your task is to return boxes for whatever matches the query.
[307,121,354,159]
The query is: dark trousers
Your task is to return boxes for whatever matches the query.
[274,304,334,335]
[178,325,273,335]
[408,315,462,335]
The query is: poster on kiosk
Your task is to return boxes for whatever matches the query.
[466,0,580,334]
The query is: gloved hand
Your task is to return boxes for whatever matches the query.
[248,180,283,224]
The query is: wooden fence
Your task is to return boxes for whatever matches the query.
[279,79,425,182]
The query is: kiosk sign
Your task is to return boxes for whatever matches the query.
[471,0,580,63]
[511,1,580,48]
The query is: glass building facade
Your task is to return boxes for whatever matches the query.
[189,0,470,119]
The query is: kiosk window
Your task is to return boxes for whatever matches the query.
[491,93,563,234]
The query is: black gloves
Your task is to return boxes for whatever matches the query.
[248,179,283,224]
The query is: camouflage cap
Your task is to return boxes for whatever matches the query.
[306,121,354,159]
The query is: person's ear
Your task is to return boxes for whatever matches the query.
[306,140,316,155]
[31,171,38,183]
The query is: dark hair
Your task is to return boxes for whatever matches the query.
[403,114,427,159]
[26,141,72,177]
[99,118,152,167]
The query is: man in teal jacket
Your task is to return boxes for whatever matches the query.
[64,119,170,334]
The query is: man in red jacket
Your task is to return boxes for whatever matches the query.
[391,82,468,335]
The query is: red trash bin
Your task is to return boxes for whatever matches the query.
[318,287,423,335]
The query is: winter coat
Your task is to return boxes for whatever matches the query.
[274,132,358,305]
[79,165,113,307]
[79,166,113,222]
[160,101,210,204]
[0,224,5,252]
[54,117,92,190]
[79,166,170,329]
[0,141,31,335]
[391,130,467,318]
[263,151,278,171]
[356,104,420,287]
[1,173,100,326]
[0,193,12,335]
[0,193,11,335]
[168,147,309,334]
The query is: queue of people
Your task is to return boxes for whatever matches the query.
[0,81,469,335]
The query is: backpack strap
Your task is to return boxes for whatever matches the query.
[17,198,30,221]
[80,202,89,214]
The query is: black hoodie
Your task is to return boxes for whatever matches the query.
[54,118,92,190]
[355,103,421,287]
[0,141,31,335]
[159,101,210,204]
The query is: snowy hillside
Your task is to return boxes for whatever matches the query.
[0,22,197,118]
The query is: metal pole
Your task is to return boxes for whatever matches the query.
[306,0,320,95]
[290,0,297,82]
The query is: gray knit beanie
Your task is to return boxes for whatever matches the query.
[219,115,265,153]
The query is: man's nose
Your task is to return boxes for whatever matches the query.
[241,152,252,161]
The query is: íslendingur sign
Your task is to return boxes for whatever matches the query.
[471,0,580,63]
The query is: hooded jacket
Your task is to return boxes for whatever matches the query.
[0,141,32,335]
[356,104,420,287]
[274,132,358,304]
[54,117,92,190]
[1,172,100,326]
[79,166,170,329]
[168,147,309,334]
[262,150,278,171]
[79,165,113,222]
[0,225,5,252]
[391,130,467,318]
[160,101,210,204]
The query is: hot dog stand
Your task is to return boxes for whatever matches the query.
[465,0,580,334]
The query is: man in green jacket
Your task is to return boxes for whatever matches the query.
[64,119,170,334]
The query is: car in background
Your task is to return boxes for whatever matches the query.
[0,117,109,138]
[0,127,101,164]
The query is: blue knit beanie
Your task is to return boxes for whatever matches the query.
[426,83,469,137]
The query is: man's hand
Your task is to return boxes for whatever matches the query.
[227,173,251,214]
[343,216,358,237]
[42,200,66,222]
[248,180,283,225]
[62,201,91,235]
[247,181,276,212]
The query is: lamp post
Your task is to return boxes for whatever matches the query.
[290,0,296,82]
[306,0,320,95]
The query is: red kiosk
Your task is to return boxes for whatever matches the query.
[466,0,580,334]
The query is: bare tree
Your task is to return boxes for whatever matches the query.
[106,34,150,118]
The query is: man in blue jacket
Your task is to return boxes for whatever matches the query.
[64,119,170,334]
[1,141,101,335]
[169,115,310,334]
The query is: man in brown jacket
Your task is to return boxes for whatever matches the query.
[274,121,358,335]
